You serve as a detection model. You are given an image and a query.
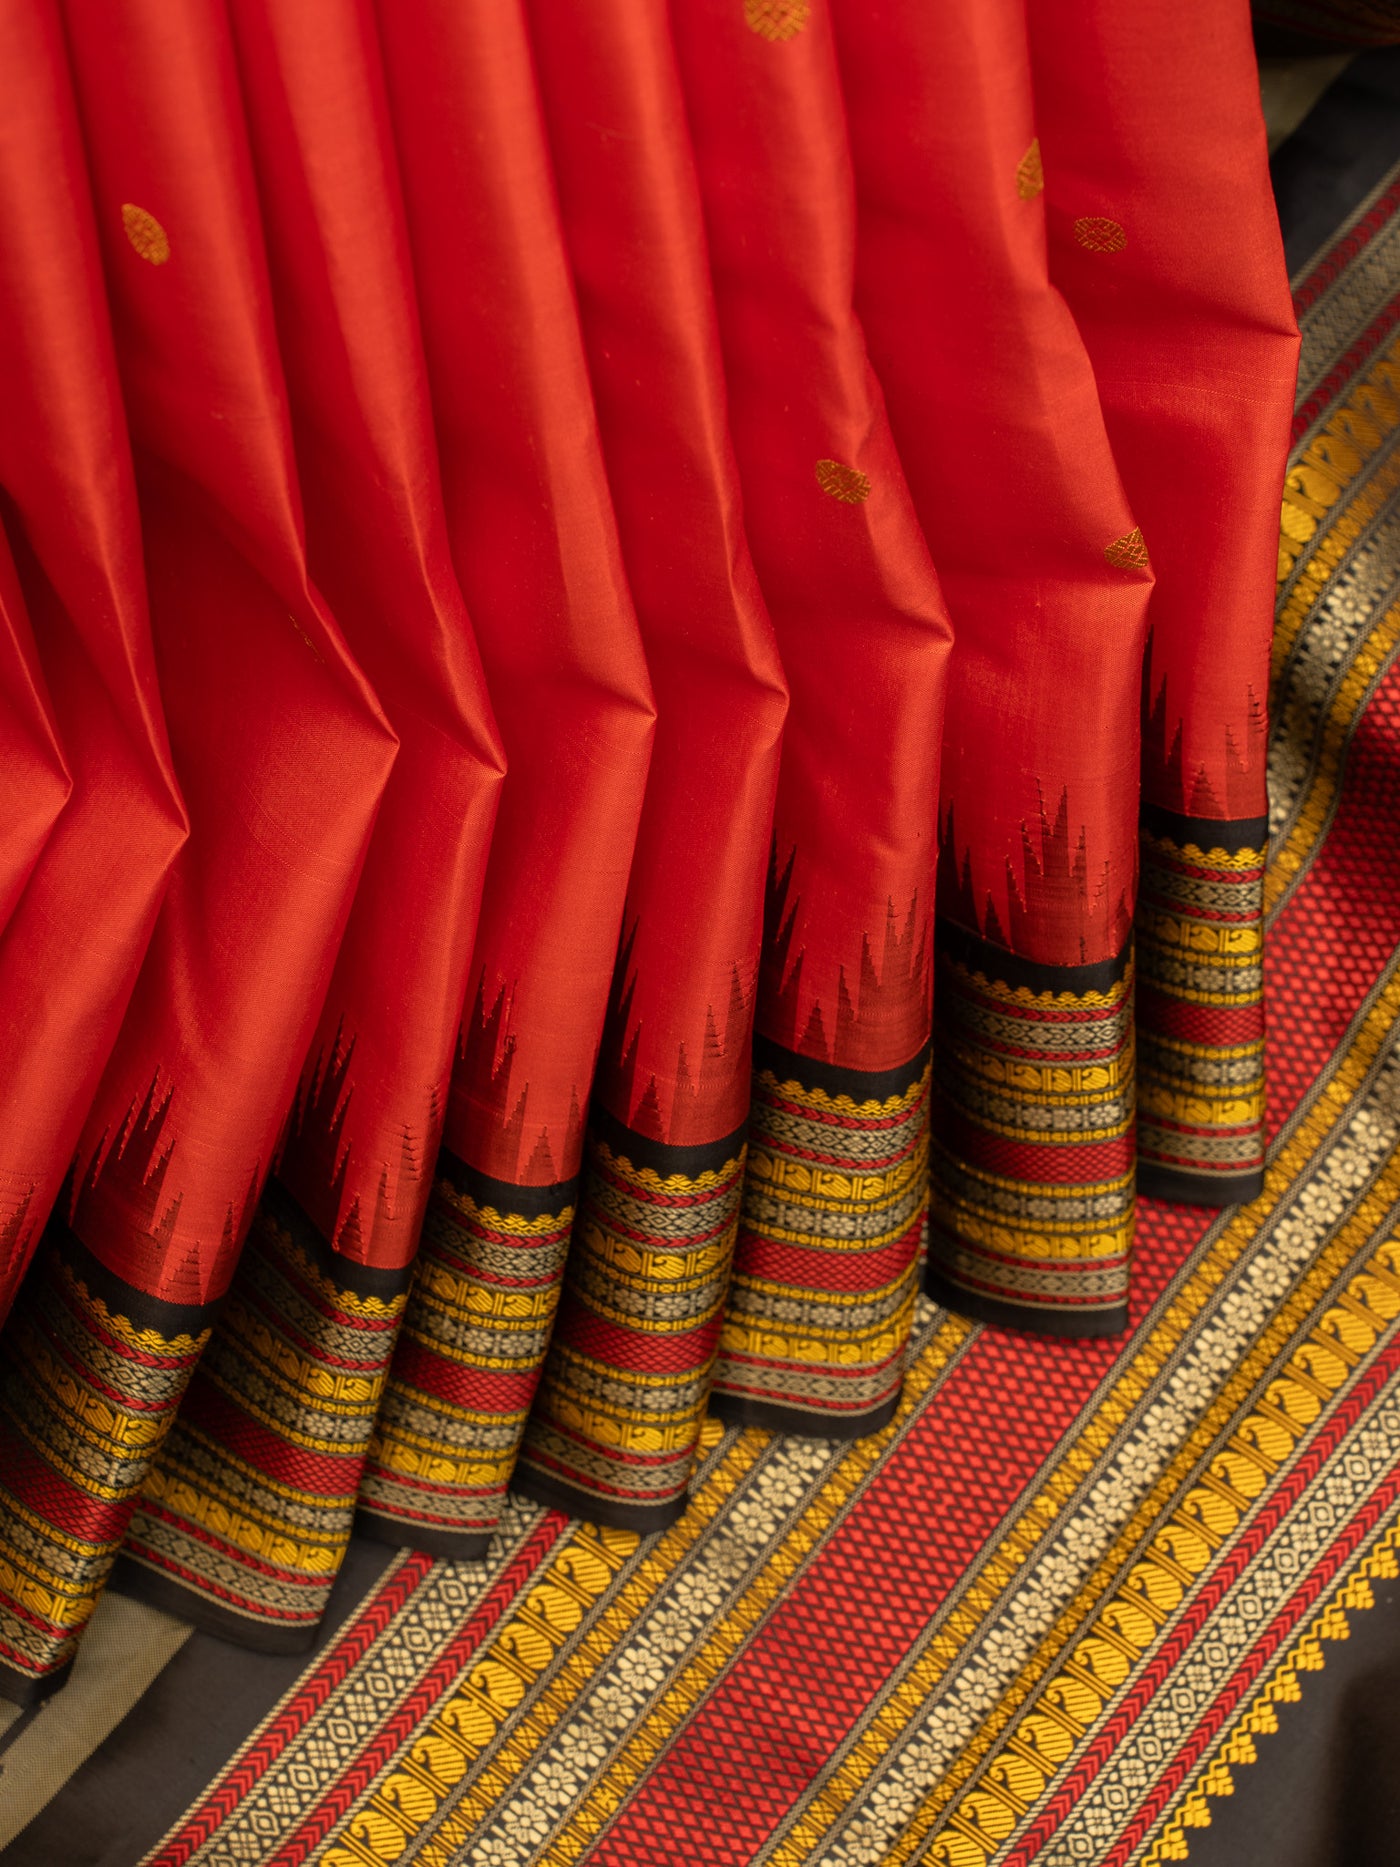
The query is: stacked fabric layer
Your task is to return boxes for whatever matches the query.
[0,0,1297,1702]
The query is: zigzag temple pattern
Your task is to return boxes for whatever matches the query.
[925,920,1136,1337]
[110,1182,409,1649]
[357,1155,576,1556]
[0,1224,214,1702]
[1136,805,1268,1206]
[514,1108,747,1535]
[710,1036,929,1436]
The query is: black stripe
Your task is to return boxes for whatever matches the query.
[586,1102,748,1179]
[0,1653,72,1710]
[261,1179,414,1302]
[1140,804,1270,856]
[353,1508,492,1562]
[752,1033,931,1104]
[511,1465,688,1538]
[708,1387,901,1441]
[1138,1162,1266,1208]
[935,917,1131,997]
[35,1218,219,1337]
[925,1265,1130,1340]
[107,1557,319,1656]
[434,1149,579,1220]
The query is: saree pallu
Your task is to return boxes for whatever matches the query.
[0,0,1297,1703]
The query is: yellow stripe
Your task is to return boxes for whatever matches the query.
[1266,594,1400,916]
[1143,1518,1400,1862]
[403,1330,972,1867]
[877,983,1400,1862]
[432,1186,576,1237]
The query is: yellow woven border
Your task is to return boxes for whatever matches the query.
[902,1202,1400,1866]
[221,334,1400,1867]
[301,941,1400,1867]
[1143,1518,1400,1862]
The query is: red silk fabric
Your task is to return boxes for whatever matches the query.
[0,0,1296,1697]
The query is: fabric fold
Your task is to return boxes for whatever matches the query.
[0,0,190,1707]
[0,0,1301,1693]
[1026,0,1299,1206]
[672,0,953,1431]
[357,0,657,1557]
[0,0,397,1699]
[107,0,509,1652]
[831,0,1153,1335]
[0,532,70,946]
[507,0,789,1535]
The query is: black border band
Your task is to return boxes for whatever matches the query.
[107,1556,318,1656]
[586,1103,749,1180]
[353,1508,492,1563]
[751,1033,932,1105]
[434,1149,579,1220]
[0,1653,73,1710]
[261,1178,414,1302]
[925,1266,1130,1340]
[1140,804,1270,856]
[1138,1163,1266,1208]
[708,1387,902,1441]
[510,1466,689,1539]
[38,1218,219,1339]
[935,918,1132,998]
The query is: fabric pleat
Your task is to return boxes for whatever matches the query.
[1026,0,1299,1206]
[670,0,954,1432]
[0,0,400,1687]
[510,0,789,1536]
[0,1,187,1313]
[0,531,69,948]
[0,0,1297,1701]
[831,0,1156,1334]
[357,0,657,1559]
[106,0,509,1648]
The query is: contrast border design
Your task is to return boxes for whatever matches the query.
[114,1186,408,1650]
[0,1227,213,1702]
[709,1036,929,1437]
[1136,808,1268,1206]
[926,924,1135,1336]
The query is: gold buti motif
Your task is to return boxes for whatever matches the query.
[1016,139,1044,200]
[744,0,810,39]
[816,459,871,503]
[1105,526,1150,570]
[1074,215,1126,254]
[122,203,170,266]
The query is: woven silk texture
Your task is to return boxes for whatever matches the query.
[0,0,1297,1703]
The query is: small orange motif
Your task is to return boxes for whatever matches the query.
[1105,528,1150,570]
[815,460,871,504]
[1074,216,1126,254]
[1016,139,1044,201]
[122,204,170,266]
[744,0,810,41]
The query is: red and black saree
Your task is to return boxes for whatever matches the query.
[0,0,1297,1706]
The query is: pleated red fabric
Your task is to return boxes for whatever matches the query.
[60,0,400,1303]
[0,1,187,1313]
[510,0,789,1533]
[0,534,69,949]
[109,0,509,1644]
[1026,0,1297,1205]
[0,0,402,1671]
[358,0,658,1559]
[670,0,952,1433]
[0,0,1297,1700]
[834,0,1154,1334]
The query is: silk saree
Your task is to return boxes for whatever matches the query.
[0,0,1297,1706]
